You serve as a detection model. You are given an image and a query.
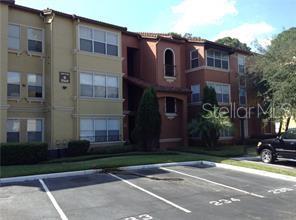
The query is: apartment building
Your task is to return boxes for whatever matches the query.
[0,1,273,149]
[0,1,125,149]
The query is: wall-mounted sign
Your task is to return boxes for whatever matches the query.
[59,72,70,83]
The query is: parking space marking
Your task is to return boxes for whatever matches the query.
[39,179,68,220]
[161,167,265,198]
[108,173,191,213]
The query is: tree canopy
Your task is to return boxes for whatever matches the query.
[216,37,251,51]
[248,27,296,126]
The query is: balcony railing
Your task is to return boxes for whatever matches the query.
[164,64,176,77]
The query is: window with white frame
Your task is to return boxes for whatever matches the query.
[190,50,198,68]
[6,119,20,142]
[165,97,176,114]
[191,84,200,103]
[239,88,247,105]
[7,72,20,97]
[207,50,229,70]
[207,82,230,103]
[27,28,43,53]
[80,73,119,99]
[28,74,43,98]
[80,118,120,142]
[238,56,245,74]
[8,24,20,50]
[79,26,119,56]
[27,119,43,142]
[220,127,232,137]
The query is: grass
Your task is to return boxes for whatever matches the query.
[1,147,295,178]
[0,152,219,178]
[177,145,257,157]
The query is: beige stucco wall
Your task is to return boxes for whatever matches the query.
[0,6,124,147]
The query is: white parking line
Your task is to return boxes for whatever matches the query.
[161,167,265,198]
[39,179,68,220]
[108,173,191,213]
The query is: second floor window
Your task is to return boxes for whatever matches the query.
[28,74,43,98]
[191,84,200,103]
[239,88,247,105]
[164,49,175,77]
[7,72,20,97]
[6,119,20,143]
[190,50,199,68]
[207,50,229,70]
[79,26,119,56]
[80,73,119,99]
[27,28,43,53]
[207,82,230,104]
[8,24,20,50]
[165,97,176,114]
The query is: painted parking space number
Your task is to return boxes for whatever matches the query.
[124,214,153,220]
[209,197,241,206]
[268,188,294,194]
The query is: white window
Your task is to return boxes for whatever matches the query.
[27,28,43,53]
[191,84,200,103]
[220,127,232,137]
[6,119,20,142]
[106,76,118,98]
[207,82,230,104]
[190,50,199,68]
[8,24,20,50]
[239,88,247,105]
[79,26,119,56]
[28,74,43,98]
[80,118,120,142]
[165,97,176,114]
[80,73,119,99]
[238,56,245,74]
[207,49,229,70]
[7,72,20,97]
[27,119,43,142]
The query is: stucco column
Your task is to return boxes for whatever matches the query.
[182,98,188,147]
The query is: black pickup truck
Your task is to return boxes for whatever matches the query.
[257,128,296,163]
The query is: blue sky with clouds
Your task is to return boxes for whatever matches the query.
[16,0,296,48]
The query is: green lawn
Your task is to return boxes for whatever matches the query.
[177,145,257,157]
[1,149,295,178]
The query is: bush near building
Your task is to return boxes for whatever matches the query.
[67,140,90,157]
[0,143,48,165]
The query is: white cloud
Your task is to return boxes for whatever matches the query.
[171,0,238,33]
[215,22,274,47]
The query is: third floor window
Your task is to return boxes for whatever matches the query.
[207,49,229,70]
[190,50,199,69]
[164,49,175,77]
[7,72,20,97]
[27,28,43,53]
[79,26,119,56]
[8,24,20,50]
[28,74,43,98]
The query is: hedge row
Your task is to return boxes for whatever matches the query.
[1,143,48,165]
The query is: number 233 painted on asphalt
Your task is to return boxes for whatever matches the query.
[209,197,241,206]
[124,214,153,220]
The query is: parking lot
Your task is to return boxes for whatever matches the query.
[1,164,296,220]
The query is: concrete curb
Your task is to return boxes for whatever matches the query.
[1,160,296,184]
[0,169,102,184]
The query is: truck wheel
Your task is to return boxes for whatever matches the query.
[260,148,275,163]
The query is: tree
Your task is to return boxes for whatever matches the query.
[216,37,251,51]
[132,87,161,151]
[189,86,232,149]
[248,27,296,131]
[189,107,232,149]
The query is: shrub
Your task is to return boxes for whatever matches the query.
[1,143,48,165]
[67,140,90,157]
[132,87,161,151]
[89,144,134,154]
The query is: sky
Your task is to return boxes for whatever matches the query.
[16,0,296,49]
